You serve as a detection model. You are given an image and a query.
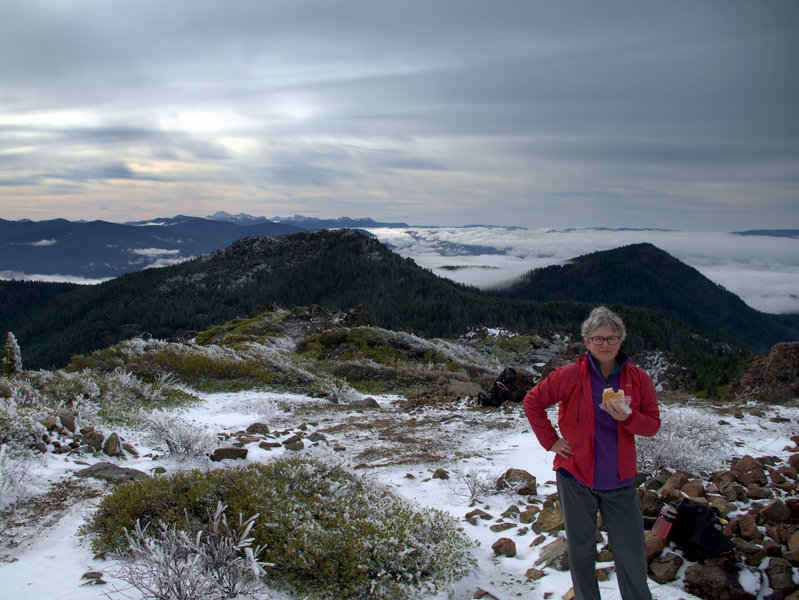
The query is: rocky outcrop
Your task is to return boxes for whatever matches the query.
[465,446,798,600]
[726,342,799,404]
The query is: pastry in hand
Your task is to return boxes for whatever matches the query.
[602,388,627,412]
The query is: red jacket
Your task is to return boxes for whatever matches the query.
[523,354,660,487]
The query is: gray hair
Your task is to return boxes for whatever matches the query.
[581,306,626,341]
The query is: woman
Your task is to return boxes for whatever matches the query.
[523,306,660,600]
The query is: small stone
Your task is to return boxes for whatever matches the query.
[491,537,517,557]
[432,468,449,480]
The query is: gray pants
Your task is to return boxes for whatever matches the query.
[556,471,652,600]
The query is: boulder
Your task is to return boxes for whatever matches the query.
[532,497,564,534]
[75,462,149,484]
[725,341,799,404]
[496,468,537,496]
[210,447,248,461]
[102,432,125,457]
[348,397,381,410]
[491,537,517,558]
[534,536,568,570]
[758,500,792,524]
[764,557,796,600]
[246,422,270,435]
[432,468,449,480]
[648,552,683,584]
[684,560,759,600]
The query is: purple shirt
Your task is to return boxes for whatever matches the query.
[588,352,635,490]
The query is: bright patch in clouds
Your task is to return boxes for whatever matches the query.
[130,248,181,257]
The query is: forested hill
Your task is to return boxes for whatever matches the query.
[1,229,571,369]
[0,230,772,391]
[494,242,799,353]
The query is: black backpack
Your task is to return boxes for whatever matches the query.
[479,367,525,407]
[667,498,736,561]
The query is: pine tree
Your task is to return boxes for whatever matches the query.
[2,331,22,375]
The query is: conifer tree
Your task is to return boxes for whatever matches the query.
[2,331,22,376]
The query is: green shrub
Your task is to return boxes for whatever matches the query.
[84,457,475,599]
[297,327,449,365]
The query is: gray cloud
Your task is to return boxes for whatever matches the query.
[0,0,797,229]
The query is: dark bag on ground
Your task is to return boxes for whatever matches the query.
[478,367,525,407]
[666,498,736,561]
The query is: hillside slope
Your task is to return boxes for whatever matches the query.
[495,243,799,353]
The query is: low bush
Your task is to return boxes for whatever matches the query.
[70,339,314,393]
[297,327,449,365]
[108,503,269,600]
[84,457,475,599]
[636,404,734,475]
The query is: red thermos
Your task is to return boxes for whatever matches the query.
[652,504,677,540]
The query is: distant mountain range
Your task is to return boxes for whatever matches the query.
[0,213,409,279]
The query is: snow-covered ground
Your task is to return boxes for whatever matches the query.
[1,390,797,600]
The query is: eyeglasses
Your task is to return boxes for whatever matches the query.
[588,336,621,345]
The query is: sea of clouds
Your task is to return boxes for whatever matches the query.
[364,227,799,315]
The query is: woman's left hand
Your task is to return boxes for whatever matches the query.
[605,401,630,421]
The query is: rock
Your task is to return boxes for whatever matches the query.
[473,588,500,600]
[525,567,545,581]
[658,470,690,494]
[717,479,744,501]
[519,505,540,524]
[307,432,327,442]
[348,397,381,410]
[648,552,683,584]
[735,514,763,541]
[638,489,663,517]
[759,499,792,523]
[725,341,799,404]
[58,411,77,434]
[283,438,305,451]
[490,522,516,533]
[534,536,569,570]
[497,468,537,495]
[83,430,104,451]
[644,531,667,562]
[235,434,261,445]
[102,432,124,457]
[432,468,449,480]
[684,561,759,600]
[210,447,248,461]
[682,478,705,498]
[465,508,493,525]
[491,537,517,558]
[765,557,796,600]
[75,462,149,484]
[246,422,270,435]
[342,304,376,327]
[532,497,564,534]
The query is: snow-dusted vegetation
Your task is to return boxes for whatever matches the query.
[1,312,797,600]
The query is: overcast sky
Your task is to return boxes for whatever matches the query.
[1,0,797,230]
